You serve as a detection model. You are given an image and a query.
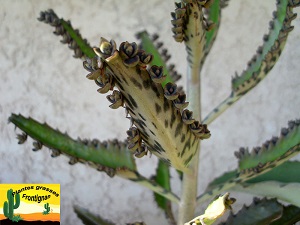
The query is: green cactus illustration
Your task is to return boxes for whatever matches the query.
[43,202,50,215]
[3,189,21,221]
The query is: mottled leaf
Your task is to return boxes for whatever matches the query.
[197,119,300,205]
[232,181,300,207]
[247,160,300,183]
[219,198,283,225]
[91,39,210,172]
[236,120,300,179]
[171,1,207,69]
[231,0,298,94]
[206,161,300,191]
[203,0,299,124]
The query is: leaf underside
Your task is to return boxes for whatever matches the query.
[172,1,207,69]
[172,0,228,73]
[88,39,210,172]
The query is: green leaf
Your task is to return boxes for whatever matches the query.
[201,161,300,208]
[270,205,300,225]
[153,160,176,225]
[205,0,229,53]
[232,181,300,207]
[236,120,300,179]
[206,161,300,192]
[200,0,229,76]
[9,113,136,178]
[136,31,175,87]
[219,198,283,225]
[234,161,300,207]
[38,9,96,58]
[203,0,299,125]
[247,160,300,183]
[60,19,96,58]
[231,0,298,94]
[74,205,115,225]
[154,160,171,208]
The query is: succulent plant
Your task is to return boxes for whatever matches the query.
[7,1,300,224]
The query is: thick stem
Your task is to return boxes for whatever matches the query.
[178,65,201,224]
[187,66,201,121]
[178,150,200,224]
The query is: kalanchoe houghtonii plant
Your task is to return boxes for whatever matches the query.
[9,0,300,224]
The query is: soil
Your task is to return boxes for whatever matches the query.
[0,219,60,225]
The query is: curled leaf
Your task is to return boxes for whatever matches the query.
[185,193,235,225]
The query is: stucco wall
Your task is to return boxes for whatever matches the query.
[1,1,300,224]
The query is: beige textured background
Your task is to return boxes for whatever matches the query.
[1,1,300,224]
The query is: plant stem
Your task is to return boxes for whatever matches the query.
[178,65,201,224]
[202,93,239,125]
[178,151,200,224]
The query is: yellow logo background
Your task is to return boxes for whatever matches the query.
[0,184,60,223]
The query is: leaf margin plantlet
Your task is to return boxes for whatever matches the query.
[203,0,299,125]
[196,119,300,207]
